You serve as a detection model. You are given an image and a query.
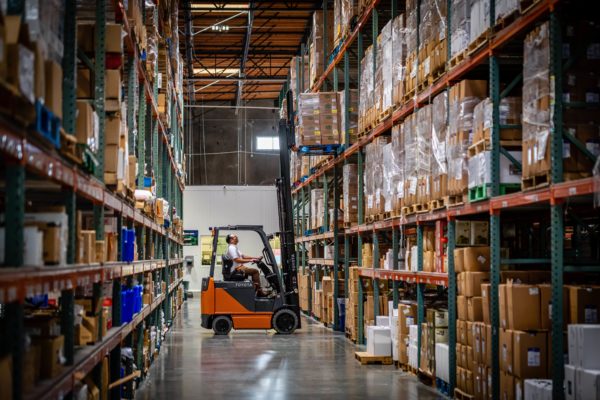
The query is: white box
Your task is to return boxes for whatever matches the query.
[366,325,392,356]
[524,379,552,400]
[565,364,576,400]
[577,368,600,400]
[24,226,44,267]
[569,325,600,369]
[24,212,68,265]
[408,344,419,369]
[392,337,398,361]
[376,315,390,327]
[409,324,419,345]
[435,343,449,382]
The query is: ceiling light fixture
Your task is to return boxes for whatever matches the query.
[210,24,229,32]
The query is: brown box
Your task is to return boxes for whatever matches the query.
[95,240,106,263]
[77,23,95,53]
[463,247,490,271]
[457,295,468,321]
[513,330,547,379]
[454,248,465,273]
[468,297,483,322]
[539,284,569,330]
[22,344,40,391]
[506,283,541,330]
[105,69,121,101]
[568,285,600,324]
[457,319,467,345]
[105,115,122,145]
[41,225,60,264]
[44,61,63,119]
[0,355,12,400]
[423,250,435,272]
[463,272,489,297]
[105,23,124,53]
[500,371,515,400]
[486,324,492,368]
[500,329,513,373]
[35,335,64,379]
[399,303,417,334]
[128,156,137,189]
[481,283,491,324]
[104,145,120,173]
[75,321,93,345]
[466,321,474,346]
[75,101,95,147]
[77,67,93,98]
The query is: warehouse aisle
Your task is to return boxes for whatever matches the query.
[136,299,442,399]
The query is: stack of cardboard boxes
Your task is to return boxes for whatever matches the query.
[297,92,341,146]
[364,137,390,219]
[333,0,357,46]
[346,266,361,341]
[309,10,334,86]
[343,164,359,226]
[310,189,324,230]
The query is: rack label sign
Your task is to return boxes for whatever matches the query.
[184,230,199,246]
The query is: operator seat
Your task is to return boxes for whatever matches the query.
[221,254,246,282]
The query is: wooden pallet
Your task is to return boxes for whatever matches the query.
[467,29,491,55]
[403,88,416,104]
[343,221,357,229]
[401,206,415,216]
[428,198,446,211]
[60,131,82,165]
[519,0,542,14]
[354,352,393,366]
[429,67,445,85]
[522,172,550,191]
[449,50,467,69]
[445,194,465,208]
[494,9,519,32]
[467,139,522,157]
[383,211,394,220]
[378,107,392,123]
[454,388,475,400]
[413,202,430,214]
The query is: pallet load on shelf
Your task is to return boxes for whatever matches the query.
[310,189,324,230]
[333,0,357,47]
[447,80,487,205]
[362,282,390,340]
[449,0,469,68]
[468,96,522,201]
[565,325,600,400]
[290,151,301,183]
[382,142,402,218]
[392,13,408,107]
[358,45,374,134]
[290,55,310,111]
[402,106,432,213]
[339,89,359,144]
[298,270,311,312]
[374,20,393,120]
[468,0,491,54]
[391,124,406,215]
[297,92,341,146]
[364,137,390,221]
[495,0,519,27]
[396,303,417,367]
[343,164,359,226]
[430,91,448,209]
[345,266,360,341]
[416,0,447,90]
[309,9,334,87]
[404,0,418,98]
[522,20,600,189]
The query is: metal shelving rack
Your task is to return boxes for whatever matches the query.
[0,2,185,399]
[286,1,600,399]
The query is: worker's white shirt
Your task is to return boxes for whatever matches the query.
[227,244,244,268]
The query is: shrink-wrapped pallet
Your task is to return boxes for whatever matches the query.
[383,143,402,213]
[290,55,310,111]
[431,91,448,202]
[392,124,406,211]
[495,0,519,25]
[450,0,470,59]
[364,137,389,217]
[403,114,418,206]
[392,14,407,105]
[339,89,359,145]
[416,106,433,205]
[334,0,357,45]
[310,189,324,229]
[359,45,374,131]
[469,0,490,45]
[472,97,522,144]
[309,10,334,86]
[343,164,359,224]
[374,21,394,115]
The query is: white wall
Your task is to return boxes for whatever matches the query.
[183,185,279,291]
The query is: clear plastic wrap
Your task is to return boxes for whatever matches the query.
[450,0,470,57]
[339,89,359,144]
[343,164,359,223]
[522,22,551,178]
[392,14,407,104]
[310,10,334,85]
[403,114,418,204]
[359,45,374,120]
[406,5,418,56]
[383,143,402,212]
[419,0,433,51]
[432,0,448,42]
[310,189,324,229]
[432,91,448,176]
[290,55,310,110]
[468,150,522,188]
[393,124,406,207]
[334,0,357,44]
[416,105,433,203]
[473,97,522,143]
[381,21,394,112]
[469,0,490,44]
[364,137,389,216]
[495,0,519,24]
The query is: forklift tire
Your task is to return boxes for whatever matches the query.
[212,316,233,335]
[272,309,298,334]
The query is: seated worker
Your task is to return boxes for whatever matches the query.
[226,234,267,297]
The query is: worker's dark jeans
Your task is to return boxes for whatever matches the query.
[236,266,262,291]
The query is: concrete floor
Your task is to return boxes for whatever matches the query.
[136,298,444,399]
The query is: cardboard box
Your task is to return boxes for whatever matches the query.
[506,284,541,330]
[105,115,122,145]
[468,297,483,322]
[458,295,468,321]
[500,329,514,373]
[471,221,489,245]
[22,344,40,391]
[0,354,12,400]
[482,283,491,324]
[105,69,121,101]
[75,101,96,149]
[538,284,569,330]
[463,247,490,271]
[95,240,106,263]
[105,23,124,53]
[569,286,600,324]
[104,144,121,174]
[463,272,489,297]
[568,324,600,369]
[7,43,35,104]
[499,284,508,329]
[35,335,64,379]
[565,364,576,400]
[500,371,515,400]
[456,221,472,245]
[41,225,61,264]
[75,322,93,345]
[128,155,137,189]
[466,321,474,346]
[77,23,95,53]
[77,67,93,98]
[513,330,547,379]
[454,248,465,273]
[44,60,63,119]
[576,367,600,400]
[457,319,467,345]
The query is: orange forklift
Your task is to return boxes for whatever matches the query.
[201,116,301,335]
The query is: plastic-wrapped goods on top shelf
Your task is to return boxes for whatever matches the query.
[364,137,390,218]
[495,0,519,25]
[431,91,448,202]
[448,80,488,196]
[374,20,393,116]
[290,151,301,184]
[450,0,470,59]
[416,106,433,206]
[24,0,64,64]
[404,5,418,96]
[382,143,402,213]
[339,89,359,145]
[469,0,490,46]
[310,189,324,230]
[391,124,406,211]
[392,14,407,106]
[297,92,341,146]
[309,9,334,87]
[472,97,522,145]
[522,22,551,180]
[358,45,374,133]
[290,55,310,110]
[343,164,359,225]
[402,113,417,206]
[334,0,357,46]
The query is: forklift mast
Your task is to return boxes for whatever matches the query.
[276,89,299,310]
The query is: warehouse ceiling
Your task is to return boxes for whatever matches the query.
[180,1,320,104]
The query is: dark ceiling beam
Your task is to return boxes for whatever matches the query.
[235,1,254,111]
[184,0,195,105]
[186,76,288,82]
[192,14,313,20]
[194,49,297,55]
